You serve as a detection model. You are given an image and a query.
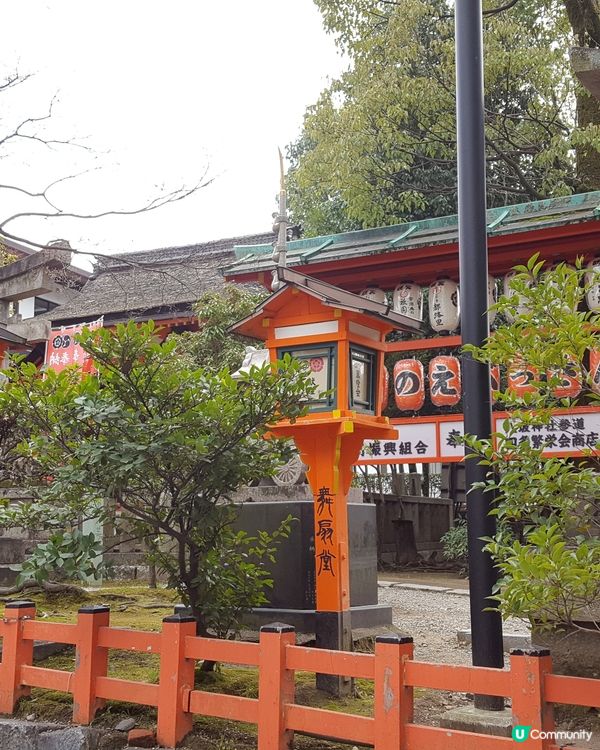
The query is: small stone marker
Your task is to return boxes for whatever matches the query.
[127,727,157,747]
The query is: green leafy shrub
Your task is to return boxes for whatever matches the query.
[0,321,316,637]
[441,521,468,565]
[463,257,600,633]
[14,529,104,585]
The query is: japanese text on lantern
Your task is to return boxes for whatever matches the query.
[315,486,336,577]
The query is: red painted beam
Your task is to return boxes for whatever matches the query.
[226,219,600,292]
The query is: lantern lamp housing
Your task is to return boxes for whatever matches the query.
[229,267,423,418]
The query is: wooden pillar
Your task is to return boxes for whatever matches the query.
[294,423,364,694]
[0,601,35,713]
[157,613,196,747]
[510,648,554,748]
[374,635,414,750]
[72,605,110,724]
[258,624,296,750]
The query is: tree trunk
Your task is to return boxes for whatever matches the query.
[565,0,600,188]
[195,611,216,672]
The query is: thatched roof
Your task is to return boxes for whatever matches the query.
[49,232,274,325]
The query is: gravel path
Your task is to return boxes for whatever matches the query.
[377,582,530,665]
[376,581,600,747]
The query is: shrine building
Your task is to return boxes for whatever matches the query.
[223,191,600,473]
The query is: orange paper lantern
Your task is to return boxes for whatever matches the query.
[548,357,581,399]
[429,355,461,407]
[507,363,539,396]
[380,365,390,411]
[490,365,501,402]
[490,365,500,393]
[393,359,425,411]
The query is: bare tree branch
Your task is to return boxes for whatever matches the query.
[0,171,213,234]
[0,72,32,93]
[0,95,93,152]
[0,169,104,213]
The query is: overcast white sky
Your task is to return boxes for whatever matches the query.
[2,2,344,267]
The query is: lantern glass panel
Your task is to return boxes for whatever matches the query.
[278,344,337,411]
[349,346,376,413]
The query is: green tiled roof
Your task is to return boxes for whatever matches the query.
[224,191,600,277]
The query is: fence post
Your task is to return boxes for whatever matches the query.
[374,635,414,750]
[156,613,196,748]
[258,623,296,750]
[510,648,554,749]
[0,600,36,714]
[72,605,110,724]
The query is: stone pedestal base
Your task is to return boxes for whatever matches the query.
[244,603,392,632]
[440,706,512,738]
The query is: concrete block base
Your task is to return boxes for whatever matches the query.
[315,610,353,696]
[457,629,531,652]
[243,603,393,632]
[440,706,512,738]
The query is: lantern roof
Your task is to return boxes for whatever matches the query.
[229,267,423,341]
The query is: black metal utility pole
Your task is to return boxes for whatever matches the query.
[454,0,505,710]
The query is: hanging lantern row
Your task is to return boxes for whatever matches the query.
[499,354,600,399]
[385,350,600,412]
[507,358,584,399]
[391,356,462,410]
[360,258,600,334]
[361,277,491,334]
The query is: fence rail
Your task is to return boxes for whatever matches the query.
[0,600,598,749]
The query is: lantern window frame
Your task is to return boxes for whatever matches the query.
[277,343,338,412]
[349,344,377,414]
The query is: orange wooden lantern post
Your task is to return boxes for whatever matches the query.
[231,267,421,692]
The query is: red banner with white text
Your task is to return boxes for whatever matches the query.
[44,319,103,373]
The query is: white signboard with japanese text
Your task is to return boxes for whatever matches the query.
[439,420,465,458]
[494,411,600,453]
[356,409,600,464]
[359,422,437,462]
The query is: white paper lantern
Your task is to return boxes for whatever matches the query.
[360,285,387,304]
[488,275,497,326]
[544,263,578,313]
[393,281,423,321]
[585,258,600,312]
[503,271,531,322]
[428,278,460,333]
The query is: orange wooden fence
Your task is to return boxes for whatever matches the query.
[0,600,598,749]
